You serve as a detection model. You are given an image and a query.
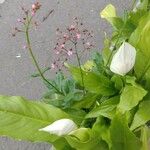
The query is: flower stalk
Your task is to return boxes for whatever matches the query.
[25,15,63,95]
[74,42,86,95]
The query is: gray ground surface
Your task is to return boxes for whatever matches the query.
[0,0,130,149]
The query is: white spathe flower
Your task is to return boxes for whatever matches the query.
[39,119,77,136]
[110,42,136,76]
[0,0,5,4]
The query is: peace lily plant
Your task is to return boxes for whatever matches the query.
[1,0,150,150]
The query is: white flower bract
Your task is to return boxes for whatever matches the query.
[110,42,136,76]
[39,119,77,136]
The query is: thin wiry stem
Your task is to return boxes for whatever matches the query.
[74,42,86,95]
[25,16,64,95]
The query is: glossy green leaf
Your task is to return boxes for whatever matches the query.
[0,95,69,143]
[86,96,120,119]
[92,52,104,73]
[72,93,98,109]
[64,108,86,126]
[53,137,75,150]
[65,128,108,150]
[110,113,142,150]
[92,117,111,148]
[81,60,95,72]
[111,75,123,90]
[130,12,150,51]
[130,13,150,79]
[100,4,127,31]
[43,93,64,108]
[130,13,150,51]
[134,50,150,79]
[67,65,116,96]
[118,85,147,113]
[130,101,150,130]
[140,126,149,150]
[100,4,116,19]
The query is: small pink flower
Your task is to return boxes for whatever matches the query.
[60,44,65,49]
[86,42,90,46]
[51,63,55,69]
[31,11,35,16]
[67,50,73,56]
[63,34,69,39]
[17,18,22,23]
[76,33,81,39]
[70,25,75,30]
[56,51,60,55]
[32,4,36,10]
[22,45,27,49]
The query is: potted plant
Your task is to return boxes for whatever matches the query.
[0,0,150,149]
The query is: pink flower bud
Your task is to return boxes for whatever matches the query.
[86,42,90,46]
[67,50,73,56]
[17,18,22,23]
[22,45,27,49]
[60,44,65,49]
[51,63,55,69]
[31,11,35,16]
[70,25,75,30]
[63,34,69,39]
[76,33,81,39]
[32,4,36,10]
[56,51,60,55]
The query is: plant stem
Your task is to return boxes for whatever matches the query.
[25,20,63,95]
[103,27,124,74]
[74,42,86,95]
[103,38,119,74]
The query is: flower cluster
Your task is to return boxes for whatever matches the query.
[50,18,95,72]
[31,2,41,16]
[12,2,41,37]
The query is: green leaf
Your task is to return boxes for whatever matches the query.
[100,4,125,30]
[81,60,95,72]
[86,96,120,119]
[130,101,150,130]
[100,4,116,19]
[129,0,149,26]
[110,113,142,150]
[44,72,76,95]
[140,126,149,150]
[130,12,150,50]
[72,93,99,109]
[67,65,116,96]
[130,13,150,79]
[53,137,75,150]
[0,95,69,143]
[64,108,86,126]
[42,93,64,108]
[62,91,83,108]
[111,75,123,90]
[129,10,147,26]
[92,52,104,73]
[134,50,150,79]
[92,117,111,148]
[118,85,147,113]
[65,128,109,150]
